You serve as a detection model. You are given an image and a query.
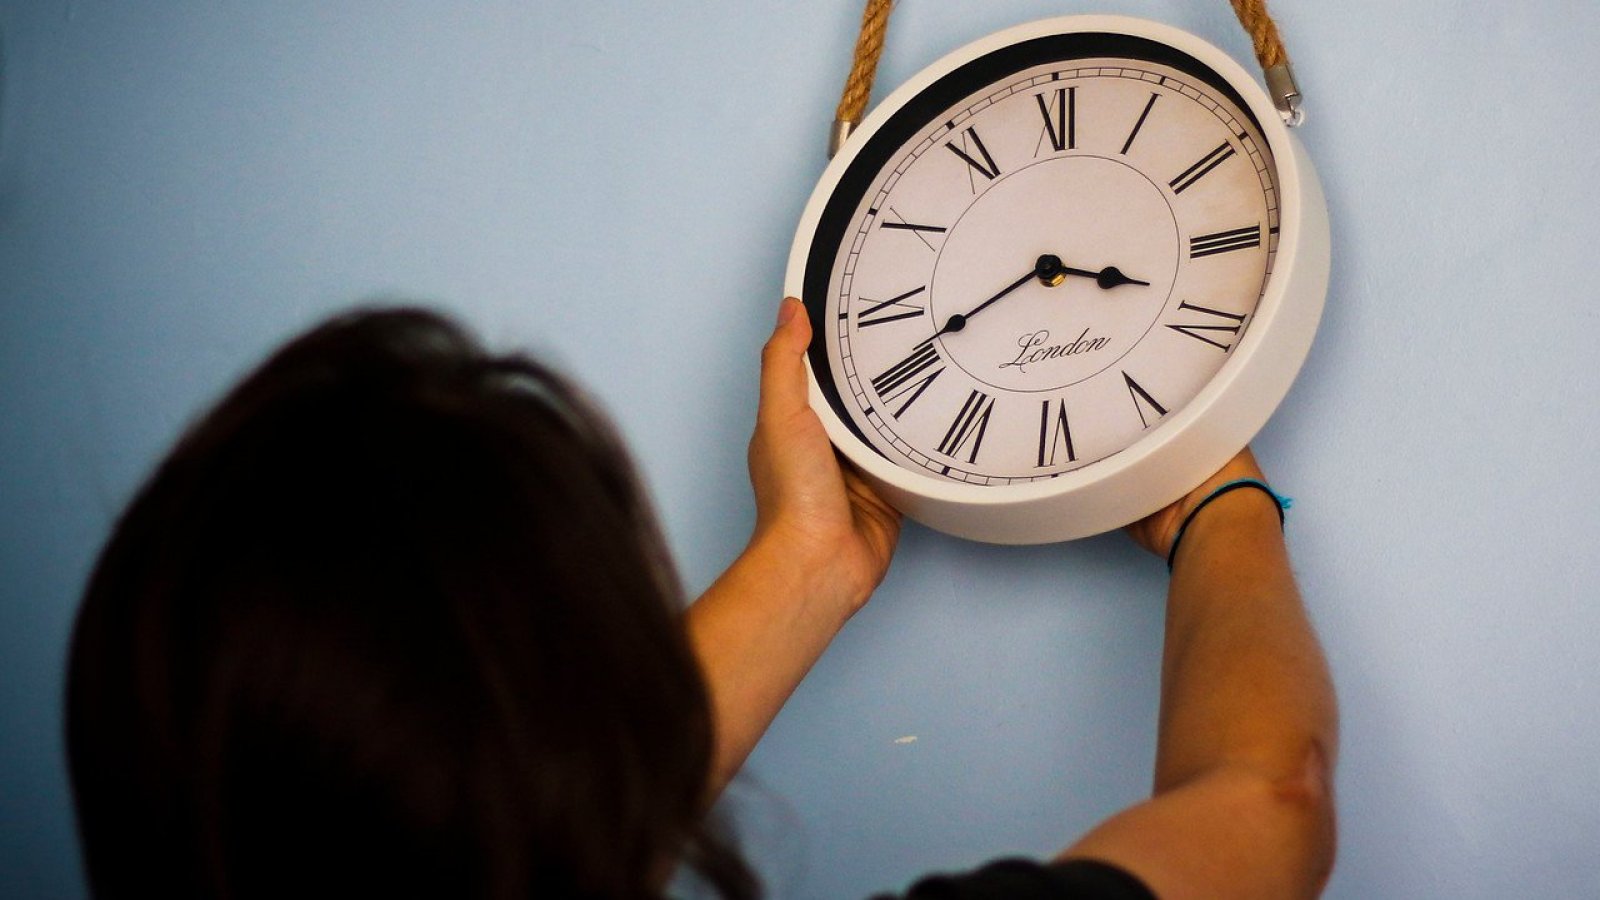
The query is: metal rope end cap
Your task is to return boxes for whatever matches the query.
[1265,63,1305,127]
[828,119,857,159]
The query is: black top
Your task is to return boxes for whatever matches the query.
[875,858,1156,899]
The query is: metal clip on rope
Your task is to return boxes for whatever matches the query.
[828,120,856,160]
[1265,63,1305,127]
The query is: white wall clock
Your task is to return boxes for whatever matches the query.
[784,13,1329,544]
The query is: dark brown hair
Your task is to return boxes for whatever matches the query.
[66,308,756,899]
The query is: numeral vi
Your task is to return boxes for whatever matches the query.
[1037,398,1076,468]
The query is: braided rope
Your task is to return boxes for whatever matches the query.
[1228,0,1288,69]
[831,0,1297,151]
[835,0,894,126]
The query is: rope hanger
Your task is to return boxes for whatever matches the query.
[829,0,1303,158]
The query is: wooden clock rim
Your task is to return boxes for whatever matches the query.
[784,14,1326,540]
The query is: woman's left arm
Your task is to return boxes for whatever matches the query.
[685,297,901,798]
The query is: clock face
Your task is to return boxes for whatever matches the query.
[805,34,1280,486]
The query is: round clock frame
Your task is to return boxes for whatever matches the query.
[784,15,1329,545]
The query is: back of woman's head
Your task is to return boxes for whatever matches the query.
[67,308,753,899]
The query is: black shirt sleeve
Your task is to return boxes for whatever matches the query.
[872,857,1157,900]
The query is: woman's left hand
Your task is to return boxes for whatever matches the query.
[746,297,902,616]
[684,298,903,795]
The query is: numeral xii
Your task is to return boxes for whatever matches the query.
[1036,86,1075,153]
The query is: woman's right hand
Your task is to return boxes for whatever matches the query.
[1124,447,1273,559]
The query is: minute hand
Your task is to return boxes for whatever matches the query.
[934,269,1037,337]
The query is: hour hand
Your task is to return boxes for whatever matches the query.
[1056,264,1150,289]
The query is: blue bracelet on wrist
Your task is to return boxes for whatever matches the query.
[1165,478,1292,571]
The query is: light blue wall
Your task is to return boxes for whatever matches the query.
[3,2,1597,897]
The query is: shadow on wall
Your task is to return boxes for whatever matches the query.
[1,22,7,160]
[1,22,12,219]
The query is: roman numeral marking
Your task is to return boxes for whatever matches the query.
[1166,300,1248,351]
[1121,93,1159,155]
[880,208,946,251]
[1037,398,1077,468]
[870,340,944,417]
[1122,372,1169,429]
[1189,225,1262,258]
[936,389,995,463]
[945,126,1001,188]
[1170,142,1237,194]
[1035,86,1075,154]
[857,285,927,329]
[880,221,946,235]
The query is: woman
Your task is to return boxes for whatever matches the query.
[67,300,1336,898]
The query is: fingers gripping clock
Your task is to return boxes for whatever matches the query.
[787,17,1330,543]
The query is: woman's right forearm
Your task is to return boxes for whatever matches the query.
[1062,455,1338,897]
[1155,489,1338,794]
